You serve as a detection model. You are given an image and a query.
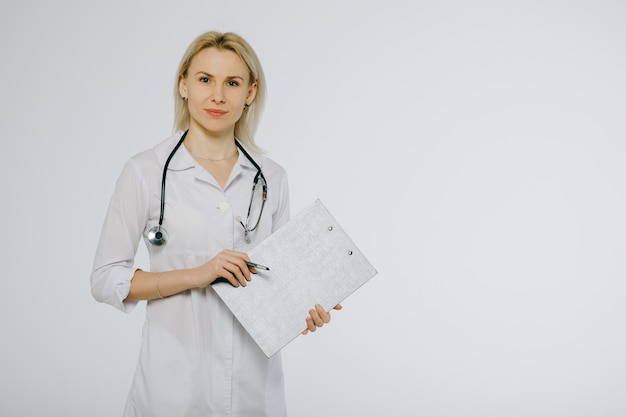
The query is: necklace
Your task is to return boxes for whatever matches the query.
[186,145,238,162]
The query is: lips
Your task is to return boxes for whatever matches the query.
[205,109,227,117]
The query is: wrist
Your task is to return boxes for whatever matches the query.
[185,267,202,289]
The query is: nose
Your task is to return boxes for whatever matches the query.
[210,85,225,104]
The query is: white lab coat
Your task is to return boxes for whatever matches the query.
[91,131,290,416]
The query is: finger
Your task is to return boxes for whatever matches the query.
[309,307,324,328]
[217,250,252,282]
[220,263,247,287]
[211,269,239,287]
[226,264,247,287]
[217,269,239,287]
[225,256,255,286]
[333,304,343,311]
[224,255,252,283]
[240,254,258,276]
[232,253,254,281]
[305,316,317,333]
[315,304,331,324]
[234,257,253,281]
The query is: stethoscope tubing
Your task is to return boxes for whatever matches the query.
[158,130,188,226]
[150,130,265,246]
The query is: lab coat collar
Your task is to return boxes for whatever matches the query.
[154,131,194,171]
[153,131,263,173]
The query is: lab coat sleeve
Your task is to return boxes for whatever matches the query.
[90,158,150,313]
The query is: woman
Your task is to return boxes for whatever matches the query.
[91,31,339,417]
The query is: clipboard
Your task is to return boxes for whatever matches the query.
[212,199,378,357]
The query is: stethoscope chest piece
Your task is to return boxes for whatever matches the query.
[148,225,168,246]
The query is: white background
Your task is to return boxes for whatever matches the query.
[1,1,625,416]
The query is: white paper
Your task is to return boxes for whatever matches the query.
[212,199,378,357]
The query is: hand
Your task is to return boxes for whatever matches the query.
[194,249,254,288]
[302,304,343,335]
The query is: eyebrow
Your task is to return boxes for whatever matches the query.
[195,71,245,81]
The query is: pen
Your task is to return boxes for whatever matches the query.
[246,261,270,271]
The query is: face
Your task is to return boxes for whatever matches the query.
[179,47,257,139]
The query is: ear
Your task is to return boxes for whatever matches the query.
[246,81,258,106]
[178,75,188,99]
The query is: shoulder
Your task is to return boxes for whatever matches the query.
[124,132,185,177]
[256,154,287,178]
[130,132,183,166]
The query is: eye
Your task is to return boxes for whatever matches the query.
[199,77,210,83]
[227,80,240,87]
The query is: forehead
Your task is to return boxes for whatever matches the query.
[189,47,249,78]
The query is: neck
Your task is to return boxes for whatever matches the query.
[185,125,238,160]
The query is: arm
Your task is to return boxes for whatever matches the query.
[126,249,256,301]
[91,157,256,310]
[91,159,150,312]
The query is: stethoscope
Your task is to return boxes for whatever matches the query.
[147,130,267,246]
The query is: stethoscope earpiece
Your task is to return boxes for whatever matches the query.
[148,225,168,246]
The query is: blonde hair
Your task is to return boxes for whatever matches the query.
[173,31,266,153]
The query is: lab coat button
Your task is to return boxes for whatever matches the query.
[218,202,231,213]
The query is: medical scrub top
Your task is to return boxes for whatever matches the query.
[91,131,290,417]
